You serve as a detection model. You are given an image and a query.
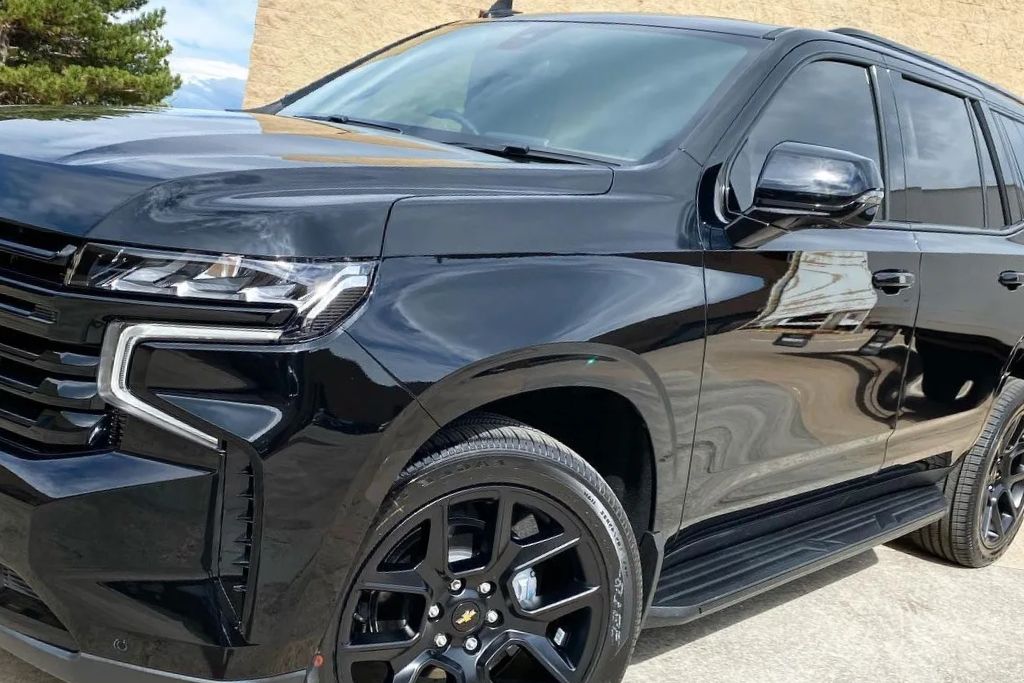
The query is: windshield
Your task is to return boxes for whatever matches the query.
[280,21,763,163]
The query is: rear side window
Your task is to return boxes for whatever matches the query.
[729,61,883,213]
[895,78,986,228]
[971,108,1007,228]
[999,113,1024,220]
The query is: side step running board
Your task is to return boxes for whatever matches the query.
[646,484,946,628]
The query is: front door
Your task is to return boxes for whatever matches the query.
[685,54,922,524]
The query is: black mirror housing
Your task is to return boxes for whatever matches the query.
[727,142,885,248]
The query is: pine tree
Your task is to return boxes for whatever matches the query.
[0,0,181,106]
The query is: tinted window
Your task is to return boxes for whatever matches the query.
[999,113,1024,221]
[281,22,762,162]
[896,79,985,227]
[730,61,883,212]
[1003,116,1024,171]
[972,109,1006,228]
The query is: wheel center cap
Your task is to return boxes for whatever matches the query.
[451,601,483,634]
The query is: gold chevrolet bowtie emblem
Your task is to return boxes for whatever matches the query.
[455,608,477,626]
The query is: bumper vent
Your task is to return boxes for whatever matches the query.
[0,226,113,455]
[0,563,69,637]
[1,565,39,601]
[222,463,257,627]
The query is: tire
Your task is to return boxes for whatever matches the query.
[912,378,1024,567]
[335,414,643,683]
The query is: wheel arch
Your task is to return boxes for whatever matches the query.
[376,343,679,534]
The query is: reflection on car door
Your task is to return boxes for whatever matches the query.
[885,70,1024,468]
[687,56,921,523]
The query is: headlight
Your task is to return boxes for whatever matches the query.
[69,243,373,339]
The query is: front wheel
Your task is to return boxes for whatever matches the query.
[336,415,643,683]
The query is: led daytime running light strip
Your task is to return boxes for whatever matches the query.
[98,323,283,450]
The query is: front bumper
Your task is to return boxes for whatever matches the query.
[0,254,429,679]
[0,625,305,683]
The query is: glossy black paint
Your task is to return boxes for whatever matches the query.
[0,13,1023,683]
[0,108,610,258]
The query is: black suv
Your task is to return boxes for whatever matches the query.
[1,11,1024,683]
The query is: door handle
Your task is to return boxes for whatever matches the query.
[872,270,915,294]
[999,271,1024,291]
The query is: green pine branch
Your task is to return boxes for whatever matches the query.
[0,0,181,105]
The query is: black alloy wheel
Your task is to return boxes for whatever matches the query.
[335,416,642,683]
[981,408,1024,549]
[913,377,1024,566]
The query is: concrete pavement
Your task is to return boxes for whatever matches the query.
[2,540,1022,682]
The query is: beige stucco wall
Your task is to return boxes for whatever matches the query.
[244,0,1024,108]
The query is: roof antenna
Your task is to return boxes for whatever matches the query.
[480,0,519,19]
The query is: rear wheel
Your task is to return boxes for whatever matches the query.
[914,378,1024,567]
[336,415,642,683]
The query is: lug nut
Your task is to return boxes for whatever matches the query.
[449,579,464,593]
[434,633,450,649]
[479,582,494,596]
[485,610,500,625]
[427,604,442,620]
[465,636,480,653]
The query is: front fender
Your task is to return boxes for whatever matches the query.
[347,253,708,533]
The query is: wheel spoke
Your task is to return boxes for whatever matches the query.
[512,532,581,573]
[984,500,1005,540]
[522,585,601,623]
[1010,442,1024,462]
[392,654,432,683]
[423,501,451,580]
[1005,416,1024,453]
[998,456,1014,480]
[343,633,420,664]
[361,567,430,596]
[489,495,516,572]
[517,633,581,683]
[396,655,468,683]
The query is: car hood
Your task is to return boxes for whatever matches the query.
[0,107,612,257]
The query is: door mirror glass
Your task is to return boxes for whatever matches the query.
[728,142,885,248]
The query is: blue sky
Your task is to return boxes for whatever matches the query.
[151,0,260,110]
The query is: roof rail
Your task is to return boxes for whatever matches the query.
[831,27,1024,107]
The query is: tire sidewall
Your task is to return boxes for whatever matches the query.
[344,446,641,682]
[967,391,1024,563]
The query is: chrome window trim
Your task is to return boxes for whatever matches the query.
[98,323,282,450]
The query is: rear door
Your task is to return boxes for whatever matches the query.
[687,45,922,524]
[885,63,1024,470]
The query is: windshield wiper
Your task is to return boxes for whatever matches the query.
[293,114,404,134]
[448,141,609,166]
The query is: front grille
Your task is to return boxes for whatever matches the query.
[0,220,77,287]
[0,224,112,455]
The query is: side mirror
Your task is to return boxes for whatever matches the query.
[726,142,885,248]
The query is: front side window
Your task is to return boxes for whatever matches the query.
[896,79,986,228]
[728,60,883,213]
[280,21,763,163]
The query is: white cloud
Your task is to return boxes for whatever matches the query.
[152,0,258,70]
[170,56,250,85]
[149,1,259,109]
